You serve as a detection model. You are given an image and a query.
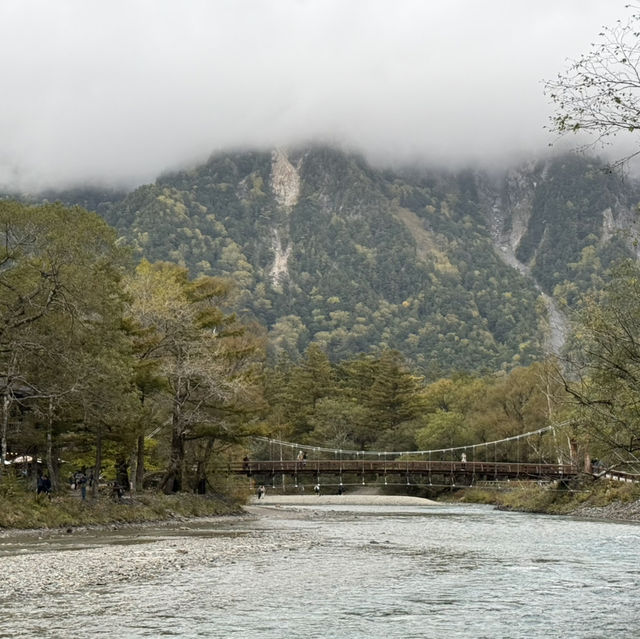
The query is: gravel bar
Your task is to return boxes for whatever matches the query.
[0,518,310,601]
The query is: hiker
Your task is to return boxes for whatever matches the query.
[76,469,87,500]
[37,473,51,497]
[111,481,123,502]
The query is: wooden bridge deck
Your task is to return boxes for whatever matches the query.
[230,459,578,481]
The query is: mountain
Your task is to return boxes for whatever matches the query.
[11,147,640,376]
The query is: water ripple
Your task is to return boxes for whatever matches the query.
[2,504,640,638]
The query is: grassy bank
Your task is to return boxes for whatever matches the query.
[0,478,248,530]
[449,477,640,517]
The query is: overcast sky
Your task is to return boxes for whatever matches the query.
[0,0,630,190]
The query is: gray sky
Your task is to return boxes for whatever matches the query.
[0,0,628,190]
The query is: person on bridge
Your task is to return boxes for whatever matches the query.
[297,450,304,463]
[314,483,320,496]
[461,452,467,464]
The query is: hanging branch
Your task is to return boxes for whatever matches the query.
[545,6,640,168]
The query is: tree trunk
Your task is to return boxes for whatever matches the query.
[195,437,215,494]
[568,437,579,470]
[161,428,185,493]
[161,397,186,493]
[92,426,103,499]
[0,392,8,479]
[128,449,137,494]
[46,397,58,491]
[135,433,145,492]
[115,456,130,493]
[583,436,591,473]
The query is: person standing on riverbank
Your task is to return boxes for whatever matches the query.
[37,473,51,498]
[257,485,265,499]
[76,469,87,500]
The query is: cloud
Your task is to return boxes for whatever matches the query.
[0,0,629,190]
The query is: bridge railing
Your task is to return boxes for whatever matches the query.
[231,459,576,479]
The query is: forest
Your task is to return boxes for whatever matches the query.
[2,200,640,499]
[36,148,640,377]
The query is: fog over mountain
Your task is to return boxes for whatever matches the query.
[0,0,627,190]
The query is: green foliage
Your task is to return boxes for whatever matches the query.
[263,348,427,450]
[564,259,640,462]
[0,201,264,505]
[92,146,559,374]
[6,145,640,514]
[0,201,138,486]
[515,156,631,295]
[18,147,639,378]
[125,259,265,493]
[262,347,565,457]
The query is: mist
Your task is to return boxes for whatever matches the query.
[0,0,629,191]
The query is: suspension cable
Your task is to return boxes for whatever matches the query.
[252,421,572,458]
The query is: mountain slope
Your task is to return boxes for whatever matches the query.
[17,146,639,375]
[100,147,546,373]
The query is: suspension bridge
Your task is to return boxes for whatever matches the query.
[229,423,591,489]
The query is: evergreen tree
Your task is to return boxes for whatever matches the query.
[125,260,264,493]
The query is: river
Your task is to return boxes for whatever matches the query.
[1,502,639,638]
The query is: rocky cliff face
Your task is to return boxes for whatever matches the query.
[474,157,638,354]
[479,162,566,353]
[268,149,300,287]
[270,148,301,209]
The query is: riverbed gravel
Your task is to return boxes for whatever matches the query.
[0,495,438,601]
[0,517,311,601]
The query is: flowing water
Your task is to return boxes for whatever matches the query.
[2,503,640,638]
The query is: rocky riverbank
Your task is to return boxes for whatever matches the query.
[568,499,640,522]
[457,478,640,522]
